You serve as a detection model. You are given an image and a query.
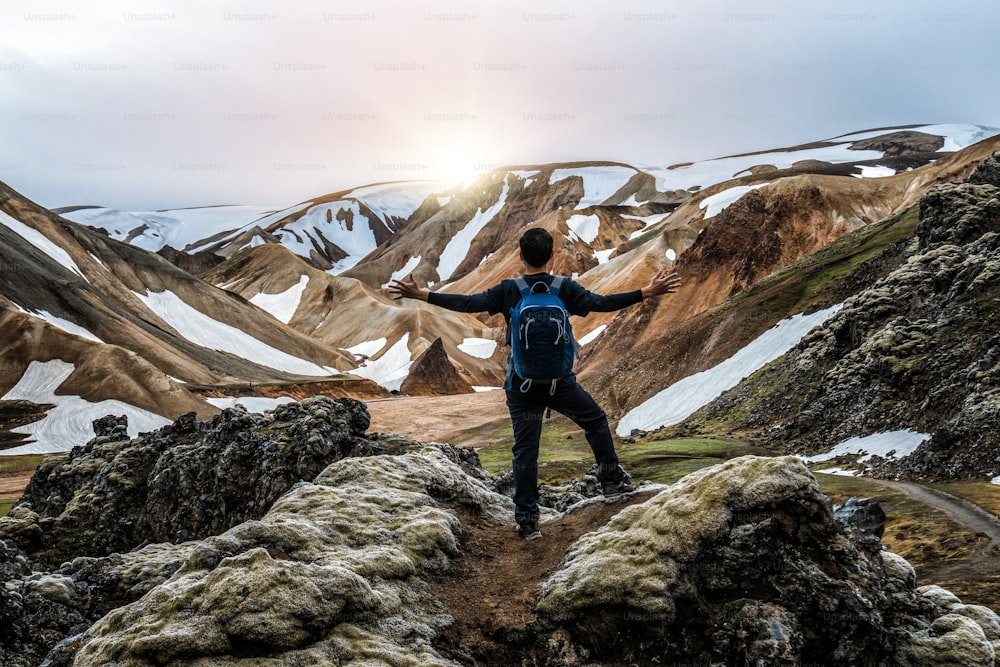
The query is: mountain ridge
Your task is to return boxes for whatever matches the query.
[3,123,999,458]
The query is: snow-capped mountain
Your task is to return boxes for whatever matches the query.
[186,181,446,272]
[0,182,370,454]
[54,204,279,253]
[4,123,1000,458]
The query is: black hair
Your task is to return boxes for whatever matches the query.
[519,228,553,268]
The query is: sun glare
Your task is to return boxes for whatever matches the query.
[426,137,511,187]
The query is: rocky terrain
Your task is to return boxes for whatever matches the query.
[672,154,1000,481]
[2,399,999,666]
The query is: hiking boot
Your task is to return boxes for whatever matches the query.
[600,465,635,496]
[516,519,542,540]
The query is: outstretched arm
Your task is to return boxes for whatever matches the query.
[388,274,503,314]
[640,270,682,299]
[387,274,429,302]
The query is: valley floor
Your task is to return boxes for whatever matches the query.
[366,390,510,446]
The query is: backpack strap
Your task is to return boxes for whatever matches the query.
[512,276,531,296]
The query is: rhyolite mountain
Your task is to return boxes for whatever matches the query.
[2,123,999,481]
[658,151,1000,482]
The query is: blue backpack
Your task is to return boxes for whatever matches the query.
[509,276,578,393]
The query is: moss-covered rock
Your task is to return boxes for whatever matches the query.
[1,396,379,566]
[535,455,1000,666]
[68,448,509,666]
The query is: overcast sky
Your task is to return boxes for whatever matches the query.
[2,0,999,210]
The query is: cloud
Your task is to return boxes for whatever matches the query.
[2,0,999,210]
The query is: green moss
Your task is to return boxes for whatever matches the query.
[744,204,920,314]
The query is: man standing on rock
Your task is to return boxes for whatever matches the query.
[388,228,681,540]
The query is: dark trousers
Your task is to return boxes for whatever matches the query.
[505,379,620,524]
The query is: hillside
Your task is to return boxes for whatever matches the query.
[647,153,1000,481]
[0,182,373,454]
[4,123,999,458]
[201,244,505,391]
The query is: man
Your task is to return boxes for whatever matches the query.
[388,227,681,539]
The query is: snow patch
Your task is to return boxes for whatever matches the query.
[0,210,85,278]
[345,181,443,221]
[512,169,540,188]
[249,275,309,324]
[566,214,601,244]
[63,205,278,253]
[800,430,930,464]
[206,396,296,412]
[0,360,172,455]
[348,334,412,392]
[19,308,103,343]
[616,305,842,435]
[853,165,896,178]
[280,201,377,273]
[134,289,336,376]
[644,145,883,194]
[578,324,607,346]
[458,338,497,359]
[594,249,615,264]
[626,212,671,239]
[347,338,388,359]
[385,256,422,287]
[700,183,769,219]
[437,177,510,280]
[549,166,638,208]
[814,467,859,477]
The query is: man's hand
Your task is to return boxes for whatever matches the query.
[640,270,682,299]
[387,274,429,301]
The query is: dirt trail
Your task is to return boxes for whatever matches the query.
[889,481,1000,562]
[0,470,33,499]
[885,480,1000,608]
[432,489,660,665]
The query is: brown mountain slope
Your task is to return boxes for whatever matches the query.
[203,244,506,389]
[1,181,375,451]
[577,134,1000,414]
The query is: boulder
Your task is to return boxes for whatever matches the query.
[2,404,998,666]
[2,396,375,566]
[534,455,1000,666]
[66,447,509,666]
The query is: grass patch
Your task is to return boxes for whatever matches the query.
[0,498,14,516]
[0,454,45,474]
[750,204,919,315]
[476,414,763,486]
[926,480,1000,517]
[814,473,987,567]
[472,419,992,572]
